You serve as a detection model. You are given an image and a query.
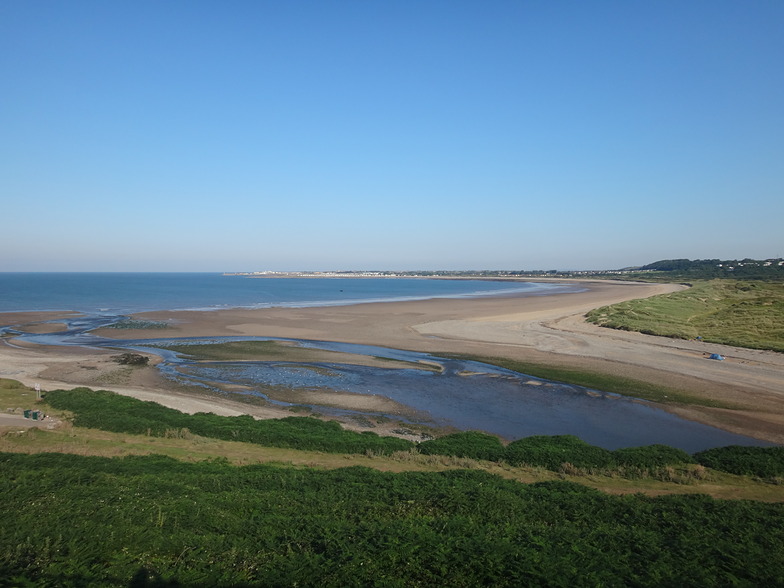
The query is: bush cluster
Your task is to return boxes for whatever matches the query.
[111,353,149,366]
[44,388,411,455]
[694,445,784,478]
[421,432,695,471]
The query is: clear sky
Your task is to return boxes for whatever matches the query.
[2,1,782,272]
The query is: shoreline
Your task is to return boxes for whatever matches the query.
[2,279,784,444]
[0,277,575,317]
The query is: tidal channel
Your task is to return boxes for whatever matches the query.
[10,315,771,453]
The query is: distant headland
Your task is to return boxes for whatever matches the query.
[225,257,784,282]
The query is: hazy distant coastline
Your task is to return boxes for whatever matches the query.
[225,258,784,281]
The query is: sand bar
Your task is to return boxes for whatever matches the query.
[3,280,784,443]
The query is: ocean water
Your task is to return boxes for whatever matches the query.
[0,273,570,314]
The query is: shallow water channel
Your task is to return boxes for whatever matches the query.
[16,316,770,452]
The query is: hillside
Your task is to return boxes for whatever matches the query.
[627,258,784,281]
[586,280,784,352]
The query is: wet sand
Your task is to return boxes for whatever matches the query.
[3,280,784,443]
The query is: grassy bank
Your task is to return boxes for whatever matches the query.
[47,386,783,478]
[2,380,782,499]
[586,279,784,352]
[2,376,783,588]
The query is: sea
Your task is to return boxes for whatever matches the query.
[0,272,570,314]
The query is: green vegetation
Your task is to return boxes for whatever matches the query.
[0,378,43,414]
[613,444,696,468]
[426,433,695,472]
[0,378,33,403]
[695,445,784,478]
[419,431,506,462]
[149,340,436,371]
[3,380,781,499]
[2,452,784,587]
[152,339,294,360]
[505,435,613,470]
[112,352,149,366]
[2,380,783,584]
[586,279,784,351]
[636,258,784,281]
[41,389,770,480]
[44,388,412,456]
[320,257,784,281]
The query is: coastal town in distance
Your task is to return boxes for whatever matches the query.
[225,257,784,281]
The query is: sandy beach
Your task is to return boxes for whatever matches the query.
[2,279,783,443]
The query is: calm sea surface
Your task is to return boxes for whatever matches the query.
[0,273,568,314]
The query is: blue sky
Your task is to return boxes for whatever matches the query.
[2,1,782,271]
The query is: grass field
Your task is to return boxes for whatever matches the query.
[586,279,784,352]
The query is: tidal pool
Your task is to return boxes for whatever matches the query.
[136,337,765,453]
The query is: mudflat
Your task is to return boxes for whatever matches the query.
[3,280,783,443]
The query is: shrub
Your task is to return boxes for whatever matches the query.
[612,444,694,468]
[112,353,149,366]
[694,445,784,478]
[44,388,413,456]
[505,435,615,470]
[418,431,505,462]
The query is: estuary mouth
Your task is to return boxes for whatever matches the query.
[17,317,770,453]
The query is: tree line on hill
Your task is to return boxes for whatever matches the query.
[637,258,784,280]
[313,257,784,281]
